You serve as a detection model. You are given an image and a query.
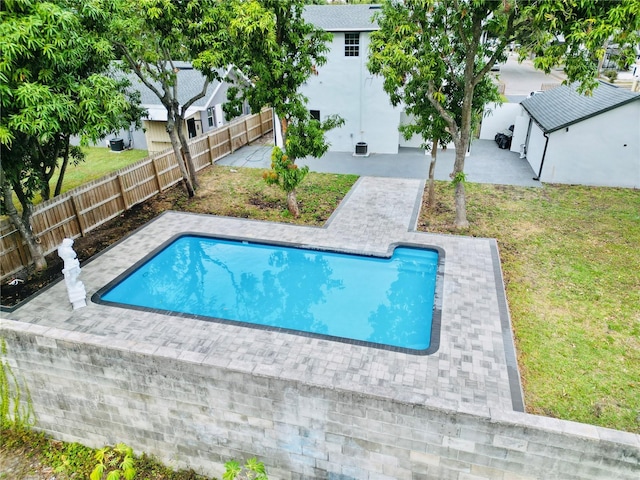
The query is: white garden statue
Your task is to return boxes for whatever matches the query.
[57,238,86,309]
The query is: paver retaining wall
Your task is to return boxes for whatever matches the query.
[2,323,639,480]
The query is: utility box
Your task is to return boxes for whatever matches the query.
[109,138,124,152]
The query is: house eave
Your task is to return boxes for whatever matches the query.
[324,27,378,32]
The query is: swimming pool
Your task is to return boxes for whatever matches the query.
[93,234,443,354]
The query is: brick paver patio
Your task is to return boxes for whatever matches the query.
[3,176,523,414]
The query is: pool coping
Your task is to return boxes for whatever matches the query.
[91,232,446,357]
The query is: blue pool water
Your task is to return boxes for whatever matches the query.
[96,235,441,352]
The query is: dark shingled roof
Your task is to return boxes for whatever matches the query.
[123,62,223,108]
[520,81,640,133]
[303,4,380,32]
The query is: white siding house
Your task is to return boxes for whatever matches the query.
[517,82,640,188]
[301,4,405,154]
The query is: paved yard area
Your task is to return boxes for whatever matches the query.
[2,176,523,414]
[217,139,541,187]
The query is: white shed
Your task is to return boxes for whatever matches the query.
[518,82,640,188]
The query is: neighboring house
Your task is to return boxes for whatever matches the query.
[301,4,418,155]
[515,81,640,188]
[122,62,248,153]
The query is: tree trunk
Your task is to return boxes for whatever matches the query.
[166,119,195,197]
[2,181,47,271]
[176,119,199,189]
[451,143,470,228]
[427,138,439,209]
[454,180,469,229]
[54,136,71,197]
[597,38,611,77]
[287,189,300,218]
[38,137,62,201]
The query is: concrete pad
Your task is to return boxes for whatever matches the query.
[216,140,541,188]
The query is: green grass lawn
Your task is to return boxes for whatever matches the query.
[419,182,640,433]
[34,147,149,204]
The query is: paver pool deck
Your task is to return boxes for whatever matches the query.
[3,176,523,414]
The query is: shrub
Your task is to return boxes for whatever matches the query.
[603,69,618,83]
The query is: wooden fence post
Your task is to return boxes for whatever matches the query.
[208,134,215,165]
[70,195,85,236]
[259,110,265,136]
[116,175,129,210]
[228,127,234,153]
[151,157,163,193]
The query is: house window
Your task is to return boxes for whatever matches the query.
[345,33,360,57]
[310,110,320,121]
[207,107,215,127]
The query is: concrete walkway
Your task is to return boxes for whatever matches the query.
[216,139,541,187]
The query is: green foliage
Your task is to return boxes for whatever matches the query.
[450,171,467,186]
[0,338,34,431]
[223,458,268,480]
[263,146,309,194]
[90,443,136,480]
[603,69,618,83]
[0,0,142,267]
[44,440,95,477]
[1,426,215,479]
[224,0,331,123]
[284,114,345,161]
[223,0,342,215]
[96,0,257,196]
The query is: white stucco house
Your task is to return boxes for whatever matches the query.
[118,63,248,153]
[515,81,640,188]
[300,4,415,155]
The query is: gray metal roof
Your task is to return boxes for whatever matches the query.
[303,4,380,32]
[520,81,640,133]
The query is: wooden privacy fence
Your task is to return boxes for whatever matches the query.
[0,109,273,282]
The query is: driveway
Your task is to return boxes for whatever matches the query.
[216,139,541,188]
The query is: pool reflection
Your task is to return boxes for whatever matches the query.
[100,236,438,351]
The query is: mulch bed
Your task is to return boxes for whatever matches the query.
[1,199,167,308]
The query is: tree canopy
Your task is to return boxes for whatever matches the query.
[95,0,241,197]
[369,0,640,227]
[0,0,141,270]
[224,0,343,217]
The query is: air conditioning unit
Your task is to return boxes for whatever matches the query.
[354,142,368,156]
[109,138,124,152]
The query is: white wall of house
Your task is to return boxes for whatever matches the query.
[398,111,421,148]
[479,102,522,140]
[71,125,148,151]
[202,72,247,134]
[540,102,640,187]
[300,31,401,154]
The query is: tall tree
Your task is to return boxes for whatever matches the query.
[224,0,343,217]
[369,0,640,228]
[0,0,140,271]
[393,66,499,210]
[96,0,246,197]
